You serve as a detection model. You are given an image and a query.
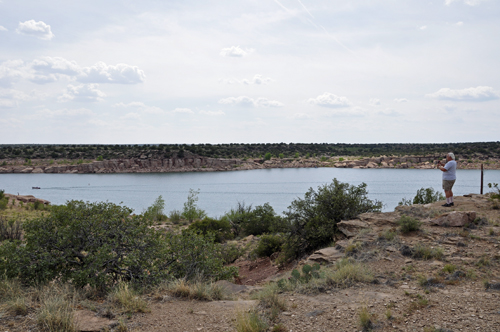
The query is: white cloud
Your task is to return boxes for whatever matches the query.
[243,74,272,85]
[218,96,284,107]
[0,60,26,87]
[308,92,352,108]
[16,20,54,40]
[31,57,80,76]
[289,113,313,120]
[0,26,7,31]
[445,0,489,5]
[419,26,427,30]
[220,74,272,85]
[427,86,499,101]
[220,46,249,57]
[113,102,165,114]
[0,99,17,108]
[172,108,194,114]
[444,104,457,112]
[78,62,145,84]
[58,84,106,102]
[33,108,95,118]
[456,21,464,26]
[369,98,381,106]
[394,98,409,103]
[121,112,142,120]
[379,108,402,117]
[199,110,225,116]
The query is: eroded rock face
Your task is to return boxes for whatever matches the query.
[337,220,369,237]
[430,211,477,227]
[306,247,344,264]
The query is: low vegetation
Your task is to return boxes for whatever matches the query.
[2,141,500,161]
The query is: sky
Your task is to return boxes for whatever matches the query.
[0,0,499,144]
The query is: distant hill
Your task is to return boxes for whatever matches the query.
[1,142,499,161]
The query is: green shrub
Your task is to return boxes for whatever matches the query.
[264,152,272,161]
[143,195,167,222]
[96,155,103,161]
[168,209,182,224]
[413,187,445,204]
[181,189,206,222]
[221,242,244,264]
[242,203,279,236]
[282,179,382,260]
[294,152,299,158]
[413,243,444,260]
[0,201,236,290]
[278,153,284,159]
[223,202,253,236]
[398,215,422,233]
[108,282,150,313]
[253,234,284,257]
[0,217,23,241]
[488,183,500,199]
[187,217,233,242]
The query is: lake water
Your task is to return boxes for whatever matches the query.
[1,168,499,216]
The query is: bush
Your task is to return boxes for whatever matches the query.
[264,152,272,161]
[0,201,236,290]
[0,217,22,241]
[168,209,182,224]
[187,217,233,242]
[398,187,445,206]
[398,215,422,233]
[413,187,444,205]
[108,283,150,313]
[282,179,382,260]
[223,202,253,236]
[181,189,206,222]
[143,195,167,222]
[253,234,284,257]
[241,203,279,236]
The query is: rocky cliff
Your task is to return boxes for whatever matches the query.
[0,154,498,174]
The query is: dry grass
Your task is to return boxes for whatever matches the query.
[166,279,228,301]
[108,282,150,314]
[327,258,374,287]
[235,309,268,332]
[36,284,77,332]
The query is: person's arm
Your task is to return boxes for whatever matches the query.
[437,161,448,172]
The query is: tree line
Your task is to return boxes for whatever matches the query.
[1,141,499,161]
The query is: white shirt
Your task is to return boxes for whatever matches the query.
[443,160,457,181]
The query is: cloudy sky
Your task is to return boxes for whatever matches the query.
[1,0,499,144]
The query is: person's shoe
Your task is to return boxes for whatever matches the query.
[442,203,450,207]
[449,202,454,207]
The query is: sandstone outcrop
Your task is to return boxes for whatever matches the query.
[306,247,345,264]
[5,193,50,205]
[430,211,477,227]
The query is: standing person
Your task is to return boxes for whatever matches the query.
[437,152,457,207]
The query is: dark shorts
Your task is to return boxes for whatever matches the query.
[442,180,456,191]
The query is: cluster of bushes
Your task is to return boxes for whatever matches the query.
[398,187,445,206]
[0,178,384,297]
[0,200,237,292]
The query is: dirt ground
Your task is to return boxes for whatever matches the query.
[1,194,499,332]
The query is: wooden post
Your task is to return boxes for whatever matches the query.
[480,164,484,194]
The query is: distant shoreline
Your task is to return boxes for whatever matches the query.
[1,155,499,174]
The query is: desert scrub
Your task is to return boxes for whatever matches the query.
[327,258,373,288]
[36,284,77,332]
[0,216,22,241]
[166,279,227,301]
[398,215,422,233]
[442,264,456,274]
[358,306,373,331]
[253,234,284,258]
[0,201,237,291]
[108,283,150,314]
[411,243,444,260]
[235,309,268,332]
[282,178,382,261]
[253,287,287,321]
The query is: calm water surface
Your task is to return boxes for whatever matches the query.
[1,168,499,215]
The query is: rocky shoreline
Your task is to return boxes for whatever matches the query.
[1,154,499,174]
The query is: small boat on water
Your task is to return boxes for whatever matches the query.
[32,187,41,189]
